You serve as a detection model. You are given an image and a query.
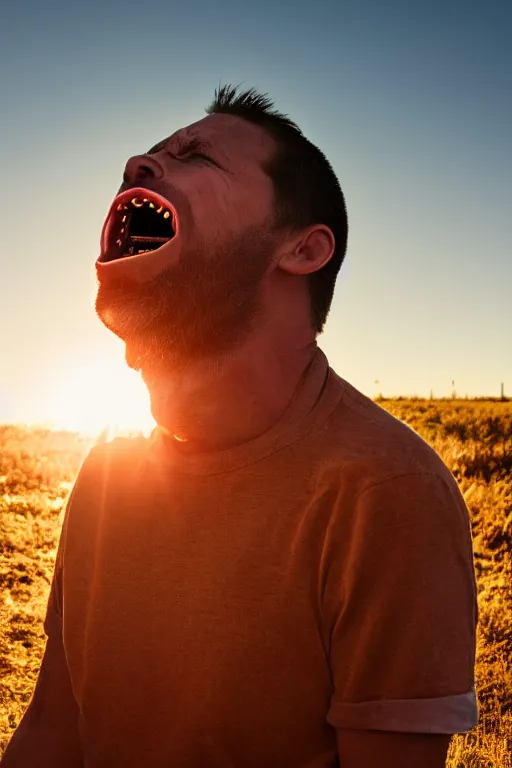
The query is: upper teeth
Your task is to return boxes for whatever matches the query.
[125,197,172,219]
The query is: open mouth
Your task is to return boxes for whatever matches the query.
[100,188,178,263]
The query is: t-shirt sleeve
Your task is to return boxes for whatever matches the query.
[323,471,479,734]
[43,455,89,639]
[43,490,73,638]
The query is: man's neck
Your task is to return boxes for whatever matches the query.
[144,336,319,455]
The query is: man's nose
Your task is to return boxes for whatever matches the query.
[123,154,164,185]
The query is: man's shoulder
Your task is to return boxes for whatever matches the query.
[79,431,155,481]
[322,372,454,492]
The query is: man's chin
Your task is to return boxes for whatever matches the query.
[95,295,246,379]
[97,299,262,381]
[96,298,168,372]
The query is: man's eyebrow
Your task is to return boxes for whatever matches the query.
[146,135,213,157]
[145,133,231,173]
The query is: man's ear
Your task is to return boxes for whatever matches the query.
[277,225,335,276]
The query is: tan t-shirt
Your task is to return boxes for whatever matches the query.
[45,347,479,767]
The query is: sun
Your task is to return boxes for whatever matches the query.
[42,358,155,437]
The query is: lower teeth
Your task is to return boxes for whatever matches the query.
[124,235,172,256]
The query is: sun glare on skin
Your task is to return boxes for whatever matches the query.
[42,360,155,437]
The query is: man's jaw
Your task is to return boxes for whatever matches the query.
[96,186,182,284]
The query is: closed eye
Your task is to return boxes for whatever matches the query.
[147,140,166,155]
[174,137,218,166]
[187,151,214,163]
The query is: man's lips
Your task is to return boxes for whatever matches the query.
[99,186,180,262]
[96,186,182,283]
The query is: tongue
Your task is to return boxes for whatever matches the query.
[126,235,172,255]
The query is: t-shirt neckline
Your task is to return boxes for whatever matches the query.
[149,346,343,475]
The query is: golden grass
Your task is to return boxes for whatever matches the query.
[1,402,511,765]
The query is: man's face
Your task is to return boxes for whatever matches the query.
[96,113,282,377]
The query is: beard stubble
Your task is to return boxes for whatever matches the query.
[95,223,278,380]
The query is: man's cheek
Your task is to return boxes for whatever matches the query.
[199,180,241,225]
[196,182,221,213]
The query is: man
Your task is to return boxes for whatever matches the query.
[2,85,478,767]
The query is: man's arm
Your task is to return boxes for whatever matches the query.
[322,471,479,763]
[1,625,83,767]
[336,729,451,768]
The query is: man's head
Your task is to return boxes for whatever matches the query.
[96,85,348,377]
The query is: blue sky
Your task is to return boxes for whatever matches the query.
[1,0,511,431]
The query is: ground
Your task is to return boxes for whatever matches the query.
[1,400,511,766]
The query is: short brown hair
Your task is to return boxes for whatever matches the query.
[207,84,348,334]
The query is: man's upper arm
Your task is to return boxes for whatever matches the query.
[321,471,479,750]
[1,627,83,766]
[336,729,451,768]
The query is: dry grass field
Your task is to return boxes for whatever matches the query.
[1,399,511,766]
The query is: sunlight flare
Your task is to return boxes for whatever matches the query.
[42,359,155,437]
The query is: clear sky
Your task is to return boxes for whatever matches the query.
[1,0,511,433]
